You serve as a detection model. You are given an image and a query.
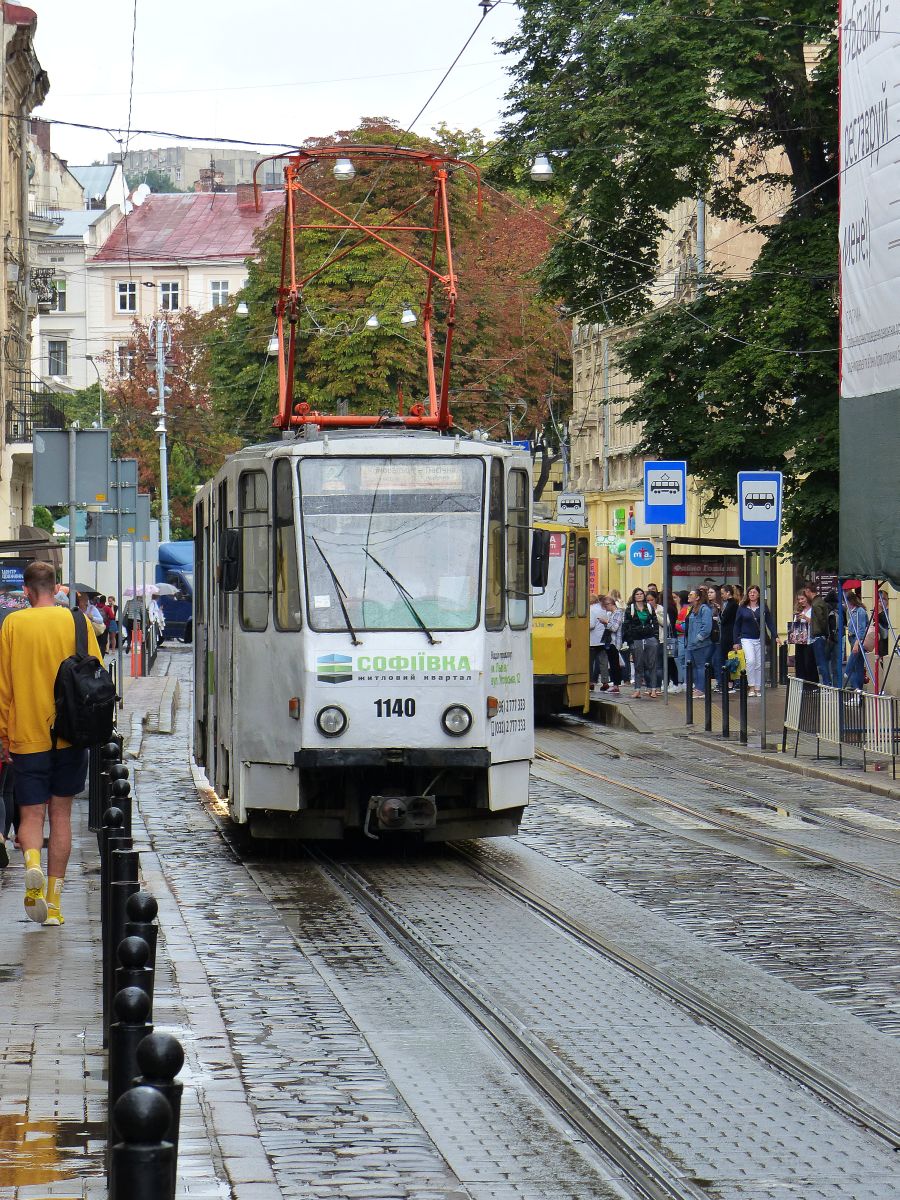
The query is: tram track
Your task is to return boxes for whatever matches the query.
[312,846,713,1200]
[450,842,900,1149]
[534,737,900,892]
[555,717,900,849]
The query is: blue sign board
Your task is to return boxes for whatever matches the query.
[738,471,782,549]
[0,560,25,589]
[629,540,656,568]
[511,439,531,452]
[644,460,687,526]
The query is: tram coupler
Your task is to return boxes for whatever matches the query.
[368,794,437,834]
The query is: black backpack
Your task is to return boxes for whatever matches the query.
[51,609,117,749]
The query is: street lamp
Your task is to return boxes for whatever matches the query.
[148,318,173,543]
[85,354,104,426]
[529,153,554,182]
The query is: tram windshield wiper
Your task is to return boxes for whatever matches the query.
[362,548,439,645]
[311,536,361,646]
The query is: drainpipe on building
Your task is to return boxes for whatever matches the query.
[601,335,610,491]
[19,103,30,360]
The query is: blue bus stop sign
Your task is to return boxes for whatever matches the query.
[738,471,782,548]
[629,540,656,568]
[644,460,687,525]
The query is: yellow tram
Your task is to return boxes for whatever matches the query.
[532,521,591,715]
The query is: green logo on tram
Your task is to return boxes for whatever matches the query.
[316,654,353,684]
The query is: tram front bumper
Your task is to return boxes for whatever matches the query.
[293,747,490,769]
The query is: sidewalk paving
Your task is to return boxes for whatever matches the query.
[0,667,227,1200]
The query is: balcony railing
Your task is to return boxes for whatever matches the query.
[6,372,67,443]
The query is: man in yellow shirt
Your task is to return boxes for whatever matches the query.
[0,561,102,926]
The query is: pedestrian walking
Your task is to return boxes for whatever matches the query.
[602,595,623,693]
[733,584,778,697]
[589,594,609,691]
[800,582,833,686]
[0,561,103,926]
[686,588,714,697]
[843,590,868,692]
[673,590,690,692]
[790,591,819,683]
[719,585,739,690]
[623,587,659,699]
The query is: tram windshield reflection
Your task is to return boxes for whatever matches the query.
[532,531,566,617]
[299,457,484,632]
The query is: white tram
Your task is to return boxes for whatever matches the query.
[192,428,538,839]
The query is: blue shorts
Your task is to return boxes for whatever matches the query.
[11,747,90,806]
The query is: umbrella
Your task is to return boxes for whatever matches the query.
[152,582,179,596]
[72,583,102,596]
[123,584,159,598]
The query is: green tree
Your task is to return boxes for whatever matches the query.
[31,505,54,533]
[126,168,183,193]
[201,119,570,442]
[497,1,838,567]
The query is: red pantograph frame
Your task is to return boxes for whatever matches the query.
[251,146,481,432]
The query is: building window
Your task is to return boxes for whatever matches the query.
[117,281,137,312]
[48,340,68,376]
[51,278,66,312]
[115,344,136,378]
[159,281,180,311]
[210,281,229,308]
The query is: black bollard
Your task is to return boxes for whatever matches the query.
[116,936,155,1019]
[704,662,713,733]
[106,850,141,1042]
[125,892,159,977]
[739,671,749,745]
[109,987,154,1143]
[110,777,132,840]
[135,1032,185,1196]
[109,1086,173,1200]
[100,807,129,1039]
[685,661,694,725]
[721,670,731,739]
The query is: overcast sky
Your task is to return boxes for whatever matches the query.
[30,0,522,167]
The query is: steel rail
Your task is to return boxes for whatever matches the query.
[556,718,900,848]
[312,848,711,1200]
[451,843,900,1149]
[534,746,900,891]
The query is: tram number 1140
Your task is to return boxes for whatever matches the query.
[374,698,417,718]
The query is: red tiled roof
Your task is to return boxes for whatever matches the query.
[91,192,282,264]
[2,3,38,26]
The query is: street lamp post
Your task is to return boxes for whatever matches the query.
[85,354,104,426]
[148,317,172,543]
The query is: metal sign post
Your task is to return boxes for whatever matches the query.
[737,471,783,752]
[643,462,687,706]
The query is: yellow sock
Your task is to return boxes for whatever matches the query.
[24,848,41,874]
[47,877,63,907]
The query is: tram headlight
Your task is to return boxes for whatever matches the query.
[316,705,348,737]
[441,704,472,737]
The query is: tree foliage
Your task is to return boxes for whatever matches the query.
[201,119,570,444]
[498,1,839,567]
[91,312,241,537]
[126,168,183,193]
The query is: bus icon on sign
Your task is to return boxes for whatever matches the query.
[649,474,679,495]
[744,492,775,510]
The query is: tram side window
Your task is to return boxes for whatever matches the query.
[576,536,588,618]
[485,460,505,629]
[565,535,577,617]
[239,470,269,631]
[217,481,229,629]
[506,468,529,629]
[273,458,301,630]
[195,500,204,623]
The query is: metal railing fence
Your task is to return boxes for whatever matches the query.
[781,677,899,777]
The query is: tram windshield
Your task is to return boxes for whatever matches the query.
[299,457,484,632]
[532,530,566,617]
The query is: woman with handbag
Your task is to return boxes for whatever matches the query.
[623,587,660,699]
[790,591,819,683]
[719,585,739,691]
[733,585,778,697]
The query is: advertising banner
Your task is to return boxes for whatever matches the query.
[839,1,900,585]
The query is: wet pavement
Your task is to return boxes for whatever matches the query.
[3,646,898,1199]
